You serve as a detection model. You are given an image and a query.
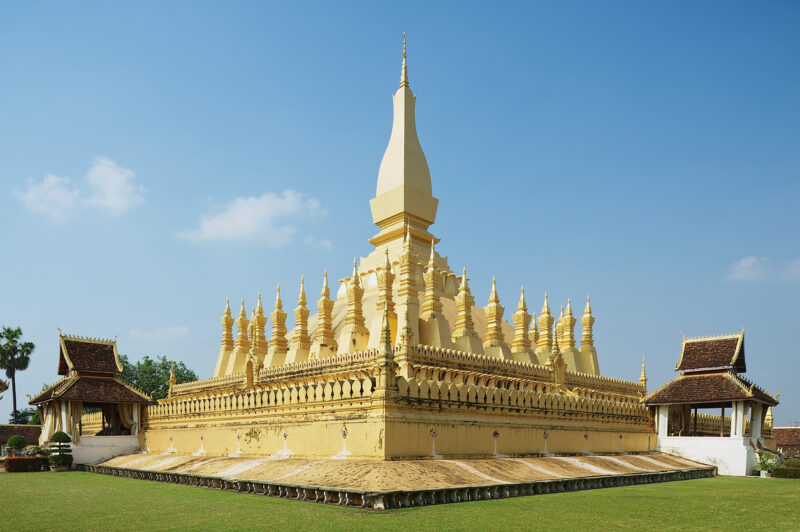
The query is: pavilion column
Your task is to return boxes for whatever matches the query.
[730,401,745,437]
[657,406,669,438]
[750,403,763,440]
[60,402,69,436]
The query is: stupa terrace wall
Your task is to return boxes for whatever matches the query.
[95,344,655,459]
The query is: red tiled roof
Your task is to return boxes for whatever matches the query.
[775,427,800,448]
[58,336,122,376]
[29,376,151,405]
[676,333,746,373]
[0,424,41,445]
[644,372,777,406]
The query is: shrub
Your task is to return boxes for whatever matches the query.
[755,451,780,472]
[50,431,72,444]
[781,457,800,469]
[49,431,72,457]
[773,467,800,479]
[20,445,44,457]
[4,456,49,472]
[6,434,27,451]
[48,454,73,468]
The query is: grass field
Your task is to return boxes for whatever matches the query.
[3,472,798,531]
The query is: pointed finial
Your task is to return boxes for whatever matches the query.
[351,258,360,287]
[566,298,573,316]
[640,354,647,383]
[321,269,330,297]
[428,238,436,266]
[551,324,560,353]
[559,305,564,319]
[542,292,550,314]
[489,277,499,303]
[460,267,468,289]
[257,293,263,311]
[404,226,412,248]
[400,33,409,88]
[384,248,392,270]
[380,300,392,348]
[239,298,247,317]
[224,298,232,316]
[298,276,307,306]
[584,295,592,315]
[275,284,283,309]
[517,286,526,311]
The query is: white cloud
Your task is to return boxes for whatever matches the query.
[178,190,327,248]
[84,156,146,214]
[12,156,145,220]
[726,256,769,282]
[726,256,800,283]
[129,326,190,342]
[12,174,80,220]
[303,235,334,251]
[780,259,800,282]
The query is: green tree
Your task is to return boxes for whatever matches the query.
[9,406,37,424]
[0,326,35,422]
[118,354,197,401]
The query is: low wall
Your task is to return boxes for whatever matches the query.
[104,345,655,460]
[657,436,758,476]
[72,435,140,465]
[78,463,716,509]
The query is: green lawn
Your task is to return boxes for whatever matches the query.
[2,472,797,531]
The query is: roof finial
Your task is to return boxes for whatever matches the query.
[428,238,436,266]
[380,300,392,349]
[384,248,392,270]
[298,276,307,306]
[518,286,526,311]
[351,258,361,287]
[639,354,647,386]
[489,277,499,303]
[400,33,409,89]
[321,269,330,297]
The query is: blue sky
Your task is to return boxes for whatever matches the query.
[1,1,798,425]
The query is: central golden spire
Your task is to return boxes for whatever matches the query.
[400,33,409,88]
[369,35,439,251]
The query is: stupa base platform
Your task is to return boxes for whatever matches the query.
[79,452,715,509]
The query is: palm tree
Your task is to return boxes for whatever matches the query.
[0,327,35,423]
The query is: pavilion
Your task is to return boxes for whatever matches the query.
[774,426,800,455]
[29,333,152,463]
[644,330,778,475]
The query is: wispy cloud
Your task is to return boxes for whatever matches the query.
[781,259,800,282]
[303,235,334,251]
[84,156,146,214]
[178,190,328,248]
[12,156,145,220]
[129,326,190,342]
[12,174,80,220]
[726,256,800,283]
